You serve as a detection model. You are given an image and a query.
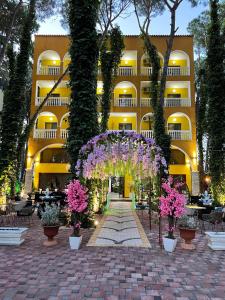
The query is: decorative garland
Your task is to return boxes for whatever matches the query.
[76,131,167,181]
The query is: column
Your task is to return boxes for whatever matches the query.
[191,171,200,196]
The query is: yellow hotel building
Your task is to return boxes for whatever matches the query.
[25,34,200,197]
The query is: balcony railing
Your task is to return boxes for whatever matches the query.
[140,98,152,107]
[33,129,57,139]
[167,67,190,76]
[140,98,191,107]
[114,98,137,107]
[168,130,192,140]
[35,97,70,106]
[164,98,191,107]
[117,67,136,76]
[107,130,136,134]
[60,129,68,139]
[141,67,152,76]
[141,66,190,76]
[141,130,154,139]
[37,66,60,75]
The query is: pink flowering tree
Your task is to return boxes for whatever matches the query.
[66,179,88,236]
[159,176,186,239]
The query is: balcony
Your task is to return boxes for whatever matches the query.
[166,66,190,76]
[140,98,191,107]
[114,98,137,107]
[117,67,136,76]
[141,130,154,139]
[140,98,151,107]
[37,66,60,76]
[107,130,136,134]
[35,97,71,107]
[164,98,191,107]
[168,130,192,140]
[60,129,68,139]
[33,129,57,139]
[141,66,190,76]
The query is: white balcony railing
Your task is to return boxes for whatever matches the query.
[118,67,136,76]
[164,98,191,107]
[33,129,57,139]
[114,98,137,107]
[168,130,192,140]
[60,129,68,139]
[141,67,152,76]
[166,67,190,76]
[37,66,60,75]
[140,98,152,107]
[141,130,154,139]
[107,130,136,134]
[35,97,70,107]
[141,66,190,76]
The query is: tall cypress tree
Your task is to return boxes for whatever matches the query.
[207,0,225,195]
[0,0,36,184]
[67,0,100,174]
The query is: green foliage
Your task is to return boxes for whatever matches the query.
[41,204,60,226]
[196,66,208,176]
[0,0,36,190]
[67,0,100,174]
[178,215,197,229]
[207,0,225,187]
[100,26,124,132]
[143,38,171,165]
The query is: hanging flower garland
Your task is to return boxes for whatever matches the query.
[76,131,167,180]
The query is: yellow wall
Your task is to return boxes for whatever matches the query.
[120,59,136,67]
[36,115,58,129]
[33,163,68,190]
[124,174,133,198]
[114,87,136,98]
[41,59,60,67]
[165,88,188,98]
[168,59,187,67]
[63,59,71,69]
[167,116,190,130]
[61,116,69,129]
[141,119,153,130]
[108,116,136,130]
[39,87,70,97]
[169,164,191,192]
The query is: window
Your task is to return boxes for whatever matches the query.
[119,94,132,98]
[40,148,69,163]
[168,123,181,130]
[167,94,181,98]
[51,93,60,97]
[45,122,57,129]
[119,123,132,130]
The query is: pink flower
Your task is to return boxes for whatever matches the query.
[66,180,88,213]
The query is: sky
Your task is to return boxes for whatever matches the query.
[37,1,207,36]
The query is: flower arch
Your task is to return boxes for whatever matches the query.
[76,131,167,181]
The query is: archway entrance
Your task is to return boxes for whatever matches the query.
[76,131,166,247]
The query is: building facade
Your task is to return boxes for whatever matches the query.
[25,34,199,197]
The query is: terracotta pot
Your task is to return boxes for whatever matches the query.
[179,227,196,250]
[43,226,59,246]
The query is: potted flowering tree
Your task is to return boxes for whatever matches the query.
[159,177,186,252]
[66,179,88,249]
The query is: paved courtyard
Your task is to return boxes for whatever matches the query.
[0,204,225,300]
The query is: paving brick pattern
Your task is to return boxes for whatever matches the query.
[0,209,225,300]
[88,202,150,247]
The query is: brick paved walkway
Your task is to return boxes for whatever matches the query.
[88,202,150,247]
[0,210,225,300]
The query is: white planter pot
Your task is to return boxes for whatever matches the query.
[205,232,225,250]
[69,236,82,250]
[0,227,28,245]
[163,237,177,252]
